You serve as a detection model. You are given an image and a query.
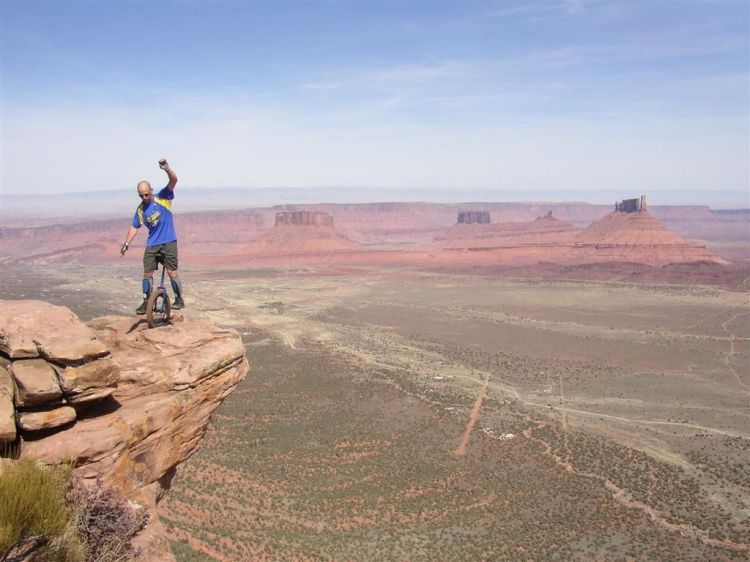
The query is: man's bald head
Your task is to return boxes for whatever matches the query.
[137,181,153,202]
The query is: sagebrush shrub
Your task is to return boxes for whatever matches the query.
[0,461,149,562]
[66,475,149,562]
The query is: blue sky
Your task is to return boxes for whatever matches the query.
[1,0,748,206]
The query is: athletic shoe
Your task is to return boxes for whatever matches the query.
[136,299,148,315]
[172,296,185,310]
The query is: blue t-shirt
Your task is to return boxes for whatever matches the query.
[132,187,177,247]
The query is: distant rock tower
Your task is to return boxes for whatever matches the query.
[614,195,647,213]
[275,211,334,227]
[457,211,491,225]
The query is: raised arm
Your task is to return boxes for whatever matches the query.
[159,158,178,191]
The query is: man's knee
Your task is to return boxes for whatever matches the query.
[167,270,179,279]
[143,272,154,279]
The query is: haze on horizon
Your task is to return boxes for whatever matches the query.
[1,0,748,208]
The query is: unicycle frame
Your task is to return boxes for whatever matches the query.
[146,262,171,328]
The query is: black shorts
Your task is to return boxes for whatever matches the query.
[143,241,178,273]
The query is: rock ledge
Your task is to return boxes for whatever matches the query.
[0,300,249,561]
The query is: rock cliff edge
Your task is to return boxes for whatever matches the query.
[0,300,250,560]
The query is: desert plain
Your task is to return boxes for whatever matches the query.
[1,254,748,560]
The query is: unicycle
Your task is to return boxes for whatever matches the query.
[146,262,171,328]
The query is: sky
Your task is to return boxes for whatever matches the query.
[1,0,748,207]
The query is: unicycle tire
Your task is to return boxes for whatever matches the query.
[146,288,171,328]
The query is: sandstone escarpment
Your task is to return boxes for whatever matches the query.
[572,206,727,265]
[457,211,491,225]
[426,199,729,268]
[2,200,745,267]
[430,214,580,264]
[0,301,117,442]
[0,300,249,560]
[614,195,647,213]
[275,210,334,227]
[242,211,362,259]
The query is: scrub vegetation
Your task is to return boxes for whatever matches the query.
[0,459,148,562]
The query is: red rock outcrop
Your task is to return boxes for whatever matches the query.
[275,210,333,227]
[0,300,249,561]
[571,207,727,266]
[457,211,491,225]
[240,211,362,260]
[614,195,647,213]
[0,301,117,442]
[429,214,581,264]
[0,200,743,268]
[426,203,727,267]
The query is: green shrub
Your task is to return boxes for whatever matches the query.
[0,458,85,561]
[0,460,148,562]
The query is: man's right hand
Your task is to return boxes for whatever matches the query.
[120,243,129,256]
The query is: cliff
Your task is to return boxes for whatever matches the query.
[0,300,249,560]
[457,211,491,225]
[426,204,729,267]
[1,201,745,266]
[275,210,334,227]
[572,208,727,265]
[429,214,581,265]
[240,211,362,259]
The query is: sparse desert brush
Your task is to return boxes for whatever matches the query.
[0,459,148,562]
[66,475,149,562]
[0,458,85,562]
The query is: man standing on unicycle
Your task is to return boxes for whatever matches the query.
[119,158,185,314]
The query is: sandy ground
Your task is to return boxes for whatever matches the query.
[2,263,748,560]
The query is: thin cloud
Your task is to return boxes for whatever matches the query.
[484,3,557,18]
[1,1,746,200]
[303,60,475,92]
[296,33,746,121]
[564,0,586,14]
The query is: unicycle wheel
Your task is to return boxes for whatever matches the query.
[146,288,171,328]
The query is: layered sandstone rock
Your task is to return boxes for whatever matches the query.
[12,358,63,407]
[0,300,249,561]
[17,405,76,432]
[0,301,117,439]
[457,211,491,225]
[2,200,745,268]
[430,214,581,264]
[428,202,728,268]
[614,195,647,213]
[0,365,15,441]
[243,211,362,259]
[275,210,334,227]
[572,207,727,266]
[57,357,119,404]
[0,300,110,362]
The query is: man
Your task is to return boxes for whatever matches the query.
[120,158,184,314]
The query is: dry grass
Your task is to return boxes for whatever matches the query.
[0,458,148,562]
[0,458,85,562]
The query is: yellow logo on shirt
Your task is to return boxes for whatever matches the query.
[146,210,160,227]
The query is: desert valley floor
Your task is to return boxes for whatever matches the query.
[1,263,748,561]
